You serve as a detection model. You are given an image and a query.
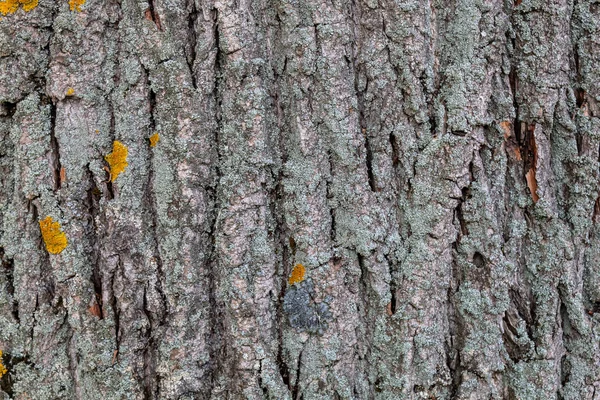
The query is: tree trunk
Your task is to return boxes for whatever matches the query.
[0,0,599,399]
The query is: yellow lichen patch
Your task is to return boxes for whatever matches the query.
[105,140,129,182]
[20,0,37,11]
[68,0,84,11]
[288,263,306,285]
[149,132,159,147]
[39,216,68,255]
[0,0,20,15]
[66,87,75,96]
[0,0,38,15]
[0,350,6,378]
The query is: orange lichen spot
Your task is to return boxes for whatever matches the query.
[0,0,37,15]
[105,140,129,182]
[66,87,75,96]
[0,350,6,378]
[20,0,37,11]
[0,0,20,15]
[288,263,306,285]
[68,0,84,12]
[39,216,68,254]
[149,132,160,147]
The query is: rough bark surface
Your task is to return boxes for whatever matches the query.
[0,0,599,399]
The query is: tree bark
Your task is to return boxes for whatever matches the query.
[0,0,599,399]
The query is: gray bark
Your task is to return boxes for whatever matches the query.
[0,0,599,399]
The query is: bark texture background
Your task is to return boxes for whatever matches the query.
[1,0,600,399]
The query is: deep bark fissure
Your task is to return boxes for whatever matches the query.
[110,257,122,362]
[186,0,199,89]
[48,101,61,191]
[326,150,337,244]
[257,360,269,397]
[292,350,303,400]
[145,0,162,30]
[0,247,18,322]
[105,99,116,200]
[141,285,158,400]
[65,317,82,400]
[205,7,223,394]
[86,165,104,319]
[384,254,397,315]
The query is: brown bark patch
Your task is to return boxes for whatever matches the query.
[500,121,512,139]
[521,124,539,202]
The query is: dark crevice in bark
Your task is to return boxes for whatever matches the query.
[142,285,158,400]
[143,151,167,399]
[508,31,521,146]
[389,133,399,167]
[350,15,376,193]
[0,248,18,322]
[144,67,157,132]
[384,254,397,316]
[447,223,463,396]
[270,10,292,389]
[144,68,168,331]
[276,332,290,389]
[147,177,167,327]
[448,346,462,399]
[206,7,223,394]
[520,124,539,202]
[572,41,585,155]
[186,0,199,89]
[364,134,376,192]
[29,294,39,343]
[257,360,269,398]
[110,257,122,363]
[292,350,303,400]
[86,165,104,319]
[0,101,17,118]
[145,0,162,30]
[592,196,600,224]
[273,180,292,390]
[48,101,62,191]
[326,150,336,244]
[356,253,369,315]
[105,101,116,200]
[65,316,82,400]
[454,186,470,240]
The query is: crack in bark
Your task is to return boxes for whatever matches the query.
[205,6,223,394]
[86,165,104,319]
[48,101,62,191]
[0,247,19,323]
[326,150,336,244]
[186,0,198,90]
[65,314,82,400]
[142,285,158,400]
[145,0,162,30]
[292,350,303,400]
[110,257,122,363]
[105,100,116,200]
